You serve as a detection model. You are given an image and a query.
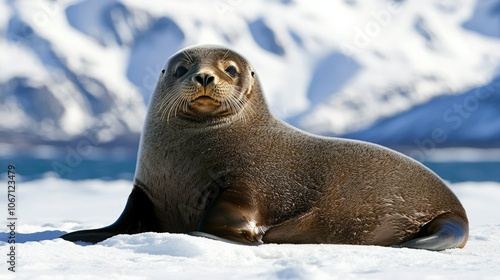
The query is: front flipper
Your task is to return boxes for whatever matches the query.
[61,186,160,244]
[399,213,469,251]
[196,194,266,245]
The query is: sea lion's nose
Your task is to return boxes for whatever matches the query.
[194,74,215,87]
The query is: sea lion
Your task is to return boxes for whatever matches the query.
[61,45,469,251]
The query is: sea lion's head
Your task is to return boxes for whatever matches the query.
[152,45,260,125]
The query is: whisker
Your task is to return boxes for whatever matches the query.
[158,88,185,123]
[221,49,230,62]
[156,79,256,125]
[157,92,176,112]
[183,50,193,63]
[169,93,186,121]
[221,89,251,124]
[160,93,178,122]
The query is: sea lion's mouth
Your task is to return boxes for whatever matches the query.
[188,96,221,113]
[193,95,218,102]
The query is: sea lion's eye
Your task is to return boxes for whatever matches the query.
[225,65,237,77]
[174,66,188,77]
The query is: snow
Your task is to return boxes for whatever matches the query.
[2,0,500,144]
[2,0,500,276]
[462,0,500,38]
[344,77,500,148]
[1,177,499,278]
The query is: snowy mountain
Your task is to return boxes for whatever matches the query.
[1,0,499,152]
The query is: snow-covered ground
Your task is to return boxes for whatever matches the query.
[0,177,499,279]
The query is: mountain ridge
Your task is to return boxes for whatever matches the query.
[1,0,499,150]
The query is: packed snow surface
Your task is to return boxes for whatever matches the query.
[0,178,499,279]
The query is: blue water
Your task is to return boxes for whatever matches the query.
[1,156,499,183]
[1,156,137,181]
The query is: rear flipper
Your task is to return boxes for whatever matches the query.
[60,185,160,244]
[399,213,469,251]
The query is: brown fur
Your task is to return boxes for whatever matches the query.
[62,45,469,250]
